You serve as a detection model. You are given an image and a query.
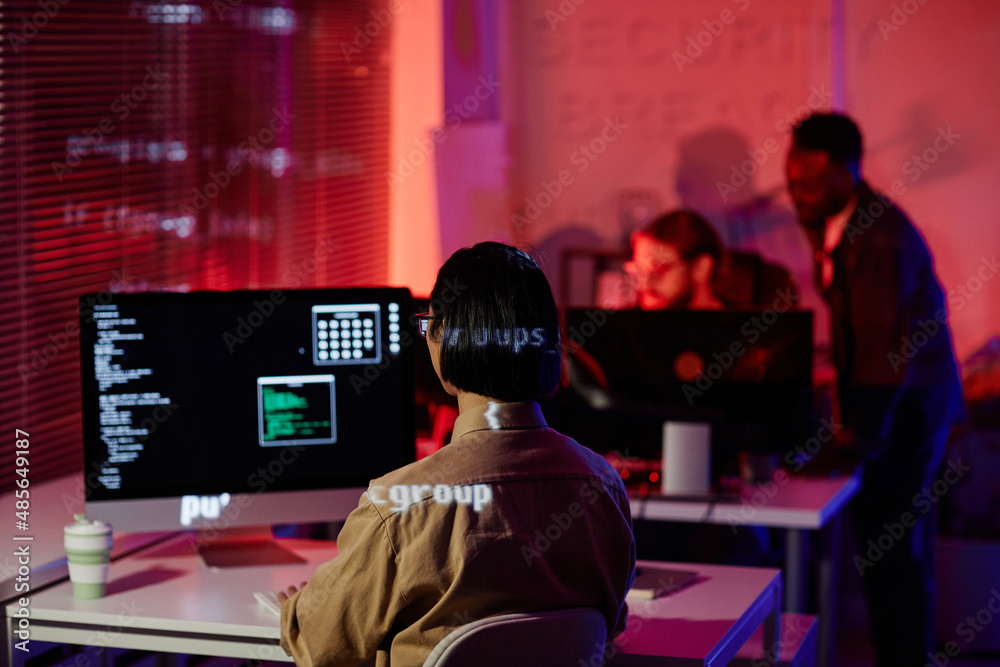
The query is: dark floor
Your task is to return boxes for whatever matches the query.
[633,509,1000,666]
[836,509,1000,667]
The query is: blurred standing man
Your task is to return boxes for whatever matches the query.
[786,112,964,665]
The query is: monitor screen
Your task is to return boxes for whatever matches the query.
[79,288,415,534]
[560,308,813,460]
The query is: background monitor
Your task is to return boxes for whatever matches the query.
[559,308,814,469]
[79,287,415,547]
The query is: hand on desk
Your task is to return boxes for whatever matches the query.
[277,581,308,604]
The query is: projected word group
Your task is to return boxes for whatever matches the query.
[446,327,552,353]
[369,483,493,513]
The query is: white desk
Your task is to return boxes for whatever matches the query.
[630,472,860,667]
[7,535,785,667]
[5,533,331,664]
[1,474,173,603]
[609,560,782,666]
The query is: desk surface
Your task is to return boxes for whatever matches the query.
[611,560,782,666]
[631,473,861,529]
[1,473,171,605]
[7,534,334,662]
[8,536,782,666]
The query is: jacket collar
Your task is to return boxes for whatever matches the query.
[451,401,547,441]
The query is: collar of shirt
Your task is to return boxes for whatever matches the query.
[823,194,859,256]
[821,194,858,289]
[451,401,548,440]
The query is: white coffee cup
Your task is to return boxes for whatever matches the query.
[64,515,113,599]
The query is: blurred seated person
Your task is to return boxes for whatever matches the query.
[594,210,774,565]
[623,209,724,310]
[571,209,725,388]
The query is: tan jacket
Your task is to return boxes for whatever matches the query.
[281,401,635,667]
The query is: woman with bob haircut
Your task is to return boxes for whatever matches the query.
[280,242,635,667]
[427,240,561,403]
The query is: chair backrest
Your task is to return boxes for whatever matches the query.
[422,607,608,667]
[714,250,798,307]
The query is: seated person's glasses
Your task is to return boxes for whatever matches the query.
[622,258,684,282]
[415,312,441,338]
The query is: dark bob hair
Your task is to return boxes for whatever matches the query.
[428,242,560,401]
[792,112,863,169]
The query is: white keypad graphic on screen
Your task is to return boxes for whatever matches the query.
[312,304,381,366]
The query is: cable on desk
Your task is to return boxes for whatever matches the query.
[699,488,729,524]
[633,479,650,524]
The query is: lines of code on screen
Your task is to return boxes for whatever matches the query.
[257,375,337,447]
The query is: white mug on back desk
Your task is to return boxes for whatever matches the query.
[661,420,711,496]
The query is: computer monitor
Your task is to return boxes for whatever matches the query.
[79,287,415,558]
[560,308,813,472]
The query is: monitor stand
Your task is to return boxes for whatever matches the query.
[195,526,307,568]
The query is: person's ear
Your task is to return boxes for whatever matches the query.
[691,254,715,285]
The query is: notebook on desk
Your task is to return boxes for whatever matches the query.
[627,566,699,600]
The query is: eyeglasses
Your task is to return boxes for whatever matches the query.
[622,258,685,282]
[415,312,441,338]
